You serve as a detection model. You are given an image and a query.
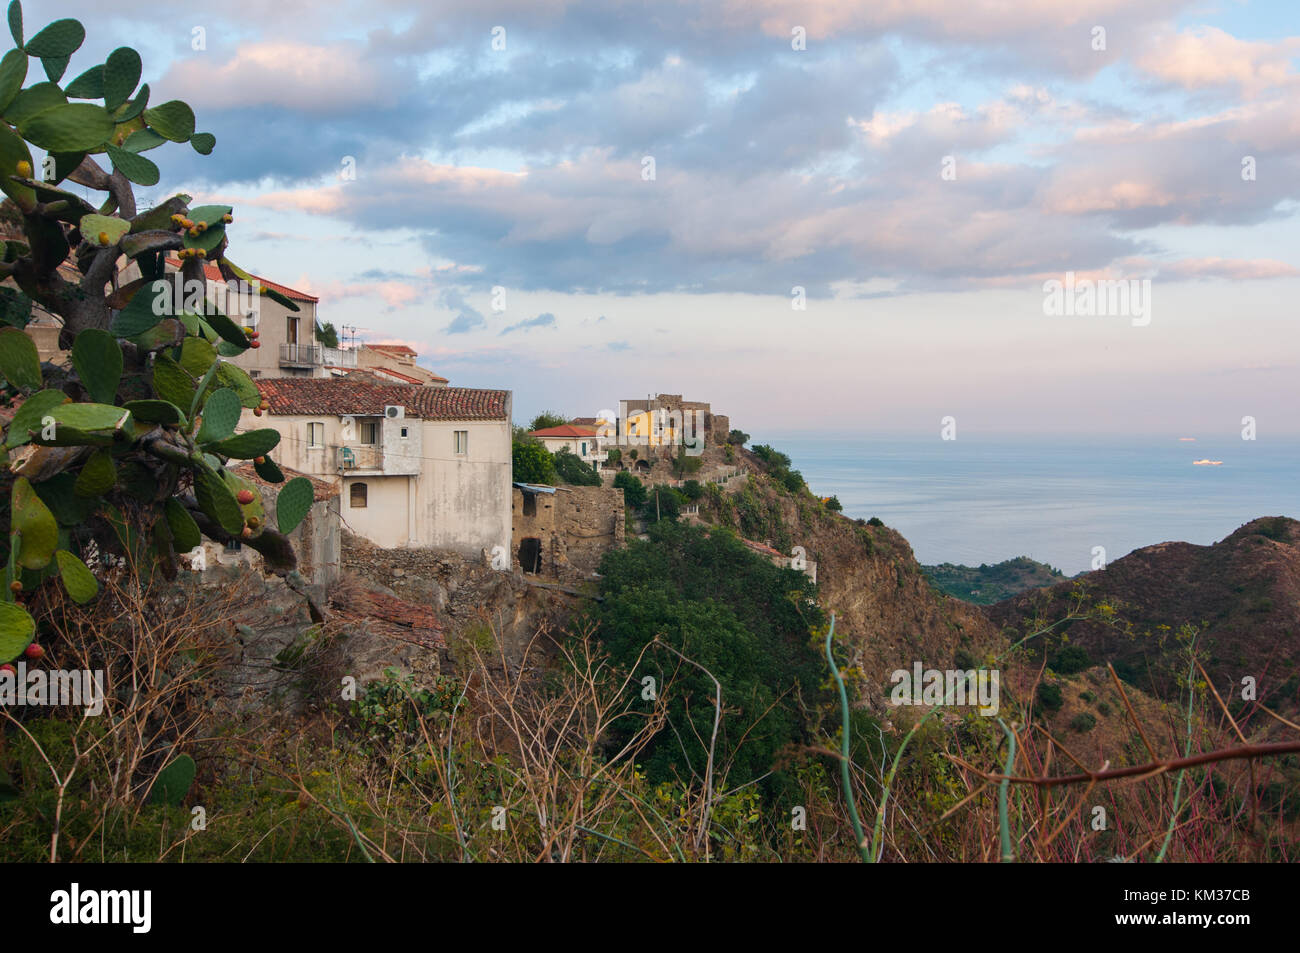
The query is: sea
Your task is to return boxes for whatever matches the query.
[759,432,1299,576]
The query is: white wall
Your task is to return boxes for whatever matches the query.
[242,409,512,556]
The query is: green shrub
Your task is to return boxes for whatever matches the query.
[751,445,791,468]
[868,517,885,527]
[1051,645,1092,675]
[553,448,601,486]
[644,485,682,523]
[681,480,704,501]
[512,439,556,484]
[1037,682,1064,713]
[1069,713,1097,733]
[613,471,647,507]
[1256,517,1289,542]
[824,495,843,512]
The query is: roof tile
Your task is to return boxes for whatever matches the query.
[259,378,509,421]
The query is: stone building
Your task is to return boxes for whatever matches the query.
[511,484,625,581]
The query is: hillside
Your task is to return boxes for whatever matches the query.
[922,556,1072,604]
[987,516,1300,710]
[694,466,1005,716]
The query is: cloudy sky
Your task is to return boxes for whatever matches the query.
[45,0,1300,435]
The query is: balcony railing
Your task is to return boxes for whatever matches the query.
[281,344,359,368]
[335,445,383,470]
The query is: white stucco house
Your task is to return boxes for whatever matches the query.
[240,379,512,555]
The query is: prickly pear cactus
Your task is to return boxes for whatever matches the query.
[0,1,305,662]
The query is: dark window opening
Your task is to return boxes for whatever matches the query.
[350,482,367,508]
[518,537,542,574]
[522,493,537,517]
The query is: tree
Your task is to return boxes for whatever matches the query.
[645,484,682,523]
[512,440,555,484]
[727,429,749,446]
[553,448,599,486]
[314,320,338,348]
[0,2,316,663]
[824,495,843,512]
[527,411,567,432]
[592,521,826,790]
[612,471,646,507]
[751,444,790,468]
[670,444,702,478]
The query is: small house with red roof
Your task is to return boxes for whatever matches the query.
[526,423,607,469]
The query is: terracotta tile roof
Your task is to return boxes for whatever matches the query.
[740,536,786,559]
[529,425,599,438]
[370,367,425,385]
[165,258,319,303]
[569,417,601,426]
[364,343,417,357]
[231,462,340,501]
[259,378,509,421]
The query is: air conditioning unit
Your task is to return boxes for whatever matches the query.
[384,405,405,419]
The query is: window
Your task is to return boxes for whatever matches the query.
[350,482,367,508]
[358,420,378,445]
[224,539,242,552]
[454,430,468,455]
[581,441,588,456]
[286,315,299,346]
[308,422,324,448]
[400,427,409,439]
[250,370,261,379]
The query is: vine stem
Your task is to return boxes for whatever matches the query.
[824,615,871,862]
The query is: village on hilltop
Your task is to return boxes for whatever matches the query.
[14,258,814,593]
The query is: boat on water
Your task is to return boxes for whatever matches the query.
[1192,459,1223,466]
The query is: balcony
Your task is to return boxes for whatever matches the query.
[335,444,383,471]
[280,344,359,369]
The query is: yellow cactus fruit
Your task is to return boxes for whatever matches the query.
[98,231,110,246]
[15,160,31,178]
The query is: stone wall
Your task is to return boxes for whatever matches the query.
[193,491,339,588]
[511,485,624,581]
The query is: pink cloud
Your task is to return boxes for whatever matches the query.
[161,42,388,113]
[1158,257,1300,280]
[1137,27,1300,98]
[298,279,424,310]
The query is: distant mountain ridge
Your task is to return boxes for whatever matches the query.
[986,516,1300,709]
[922,556,1073,604]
